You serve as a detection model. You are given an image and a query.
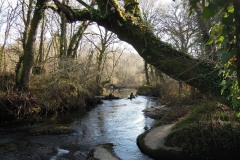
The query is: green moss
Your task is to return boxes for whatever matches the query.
[173,103,211,130]
[154,105,192,126]
[164,102,240,159]
[141,100,240,159]
[112,0,126,20]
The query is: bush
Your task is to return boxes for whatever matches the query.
[137,85,161,97]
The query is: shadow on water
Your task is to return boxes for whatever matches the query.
[0,93,160,160]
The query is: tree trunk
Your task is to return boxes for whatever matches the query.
[18,0,48,91]
[53,0,223,98]
[59,0,69,59]
[101,17,222,98]
[67,21,89,58]
[34,12,46,75]
[144,61,150,85]
[38,12,45,66]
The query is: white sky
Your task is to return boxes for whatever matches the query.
[0,0,175,45]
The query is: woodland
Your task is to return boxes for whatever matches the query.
[0,0,239,121]
[1,0,240,159]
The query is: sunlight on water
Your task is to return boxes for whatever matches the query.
[0,95,159,160]
[50,148,70,160]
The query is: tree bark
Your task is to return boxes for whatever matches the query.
[38,13,46,65]
[144,61,150,85]
[53,0,223,98]
[18,0,48,90]
[67,21,89,58]
[59,0,68,58]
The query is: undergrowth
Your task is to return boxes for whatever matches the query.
[0,73,96,123]
[164,102,240,158]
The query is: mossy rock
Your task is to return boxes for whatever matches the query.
[137,102,240,160]
[164,103,240,159]
[87,143,121,160]
[137,127,188,160]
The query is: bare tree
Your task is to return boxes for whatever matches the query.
[157,2,199,55]
[85,26,122,94]
[0,1,18,74]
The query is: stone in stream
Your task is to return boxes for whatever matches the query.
[142,105,169,119]
[87,143,121,160]
[137,124,188,160]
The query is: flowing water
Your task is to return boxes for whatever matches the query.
[0,91,159,160]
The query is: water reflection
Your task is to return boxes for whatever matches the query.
[0,96,159,160]
[72,96,157,160]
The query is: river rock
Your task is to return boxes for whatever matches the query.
[143,105,169,119]
[87,143,121,160]
[137,124,188,160]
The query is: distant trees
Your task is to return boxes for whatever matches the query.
[84,26,121,94]
[0,1,18,74]
[0,0,144,93]
[140,0,200,86]
[1,0,238,105]
[140,0,163,86]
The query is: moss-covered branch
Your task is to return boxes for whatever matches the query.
[52,0,102,22]
[123,0,142,18]
[52,0,224,99]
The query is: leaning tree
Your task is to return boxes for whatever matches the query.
[53,0,222,96]
[51,0,223,98]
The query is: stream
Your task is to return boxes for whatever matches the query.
[0,91,159,160]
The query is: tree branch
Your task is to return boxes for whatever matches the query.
[52,0,101,22]
[76,0,93,10]
[52,0,76,22]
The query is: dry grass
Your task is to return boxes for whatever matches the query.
[0,71,96,122]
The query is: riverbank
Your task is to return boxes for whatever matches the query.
[0,96,155,160]
[0,81,97,125]
[137,100,240,160]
